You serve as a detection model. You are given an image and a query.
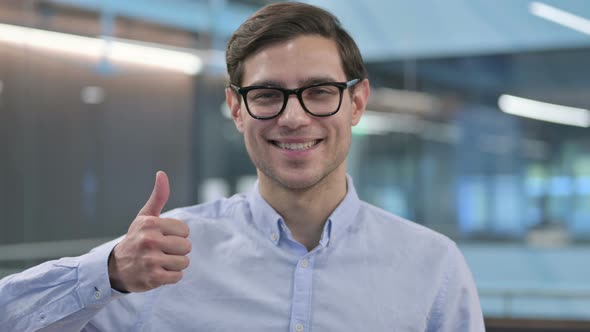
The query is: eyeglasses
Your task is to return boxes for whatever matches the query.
[230,79,360,120]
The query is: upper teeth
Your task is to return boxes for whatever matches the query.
[276,140,318,151]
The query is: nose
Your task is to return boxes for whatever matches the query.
[276,95,312,128]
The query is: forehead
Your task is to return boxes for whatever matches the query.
[241,35,346,86]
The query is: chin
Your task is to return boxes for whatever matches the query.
[261,168,321,191]
[277,175,319,191]
[284,181,319,191]
[275,166,342,192]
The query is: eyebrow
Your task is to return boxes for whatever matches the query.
[246,76,340,88]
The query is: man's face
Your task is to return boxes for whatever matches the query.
[226,35,369,191]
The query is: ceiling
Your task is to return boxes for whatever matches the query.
[306,0,590,61]
[37,0,590,60]
[2,0,589,113]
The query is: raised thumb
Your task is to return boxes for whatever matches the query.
[139,171,170,217]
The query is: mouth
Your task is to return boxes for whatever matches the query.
[270,139,322,151]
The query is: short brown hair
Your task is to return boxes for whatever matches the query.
[225,2,367,86]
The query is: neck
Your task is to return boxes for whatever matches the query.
[259,172,348,251]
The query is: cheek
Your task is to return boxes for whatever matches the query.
[243,122,268,146]
[243,128,256,149]
[334,120,353,150]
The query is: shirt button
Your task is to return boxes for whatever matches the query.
[295,323,304,332]
[94,289,102,299]
[39,312,47,321]
[300,259,309,268]
[271,233,278,241]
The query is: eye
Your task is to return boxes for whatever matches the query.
[304,86,339,98]
[250,89,282,101]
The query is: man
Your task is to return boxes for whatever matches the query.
[0,2,485,331]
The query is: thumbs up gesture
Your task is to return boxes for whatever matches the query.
[108,171,191,293]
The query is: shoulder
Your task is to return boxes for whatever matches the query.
[356,201,456,256]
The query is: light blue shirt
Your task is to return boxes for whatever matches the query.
[0,177,485,331]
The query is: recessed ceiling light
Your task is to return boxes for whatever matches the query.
[0,23,203,75]
[530,2,590,36]
[498,94,590,127]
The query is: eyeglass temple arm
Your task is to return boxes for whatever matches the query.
[346,78,360,87]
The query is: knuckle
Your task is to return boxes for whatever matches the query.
[139,216,158,228]
[142,255,159,270]
[145,278,161,290]
[180,239,192,254]
[181,224,190,237]
[139,233,160,250]
[169,219,189,237]
[146,270,168,289]
[181,256,190,269]
[151,269,165,282]
[169,271,183,284]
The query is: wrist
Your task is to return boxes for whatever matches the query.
[108,246,129,293]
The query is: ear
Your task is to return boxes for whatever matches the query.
[225,87,244,133]
[350,79,370,126]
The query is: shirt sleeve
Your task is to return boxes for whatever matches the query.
[426,242,486,332]
[0,238,127,332]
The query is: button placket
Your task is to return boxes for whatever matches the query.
[289,256,314,332]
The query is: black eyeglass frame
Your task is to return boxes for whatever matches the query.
[230,78,360,120]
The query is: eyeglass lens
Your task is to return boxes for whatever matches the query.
[245,85,341,117]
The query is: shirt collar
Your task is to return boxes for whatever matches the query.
[325,174,361,245]
[246,174,361,247]
[247,182,283,245]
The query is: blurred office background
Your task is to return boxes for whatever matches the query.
[1,0,590,330]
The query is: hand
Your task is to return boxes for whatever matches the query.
[108,171,191,293]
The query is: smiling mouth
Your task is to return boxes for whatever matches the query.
[271,139,322,151]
